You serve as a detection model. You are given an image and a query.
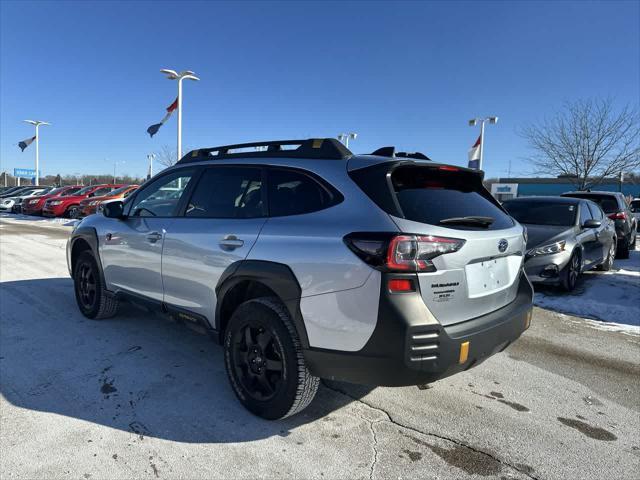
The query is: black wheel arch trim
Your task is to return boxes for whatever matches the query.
[215,260,309,349]
[69,227,106,286]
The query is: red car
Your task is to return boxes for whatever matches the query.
[78,184,139,217]
[22,185,85,216]
[42,184,125,218]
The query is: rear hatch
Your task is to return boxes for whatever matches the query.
[349,161,525,326]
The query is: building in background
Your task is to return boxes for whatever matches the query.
[487,176,640,202]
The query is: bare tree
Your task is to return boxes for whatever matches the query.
[520,98,640,189]
[155,145,178,169]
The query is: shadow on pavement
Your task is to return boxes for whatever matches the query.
[0,277,372,443]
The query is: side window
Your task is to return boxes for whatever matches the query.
[267,169,337,217]
[579,202,593,226]
[130,169,195,217]
[587,202,603,220]
[185,167,264,218]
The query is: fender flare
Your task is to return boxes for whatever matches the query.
[215,260,310,349]
[68,227,106,286]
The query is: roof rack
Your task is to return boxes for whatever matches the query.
[178,138,352,164]
[370,146,431,161]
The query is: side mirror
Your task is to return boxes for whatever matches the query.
[583,219,601,229]
[102,200,125,219]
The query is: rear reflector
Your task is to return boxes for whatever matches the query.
[388,278,415,293]
[459,341,470,364]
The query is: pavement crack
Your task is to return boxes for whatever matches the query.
[323,382,541,480]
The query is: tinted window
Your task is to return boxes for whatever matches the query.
[391,166,514,230]
[268,169,336,217]
[587,201,604,220]
[89,187,114,197]
[631,200,640,212]
[60,187,83,196]
[502,201,577,226]
[564,194,619,213]
[579,202,592,225]
[131,169,195,217]
[185,167,263,218]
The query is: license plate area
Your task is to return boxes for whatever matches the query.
[465,257,512,298]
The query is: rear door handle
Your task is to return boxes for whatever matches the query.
[146,231,163,243]
[219,235,244,250]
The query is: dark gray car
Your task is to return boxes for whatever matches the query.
[503,196,616,291]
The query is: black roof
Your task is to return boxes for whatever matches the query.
[503,196,582,204]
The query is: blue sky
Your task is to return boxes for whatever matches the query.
[1,0,638,179]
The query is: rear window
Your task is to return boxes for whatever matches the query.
[564,194,619,213]
[389,166,514,230]
[502,201,577,226]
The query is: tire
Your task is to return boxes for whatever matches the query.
[224,297,319,420]
[630,230,637,250]
[597,239,616,271]
[561,250,581,291]
[617,237,630,259]
[73,251,119,319]
[66,205,80,219]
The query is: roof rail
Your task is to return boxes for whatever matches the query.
[370,146,431,161]
[178,138,352,164]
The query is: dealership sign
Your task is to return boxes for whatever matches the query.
[491,183,518,196]
[13,168,39,179]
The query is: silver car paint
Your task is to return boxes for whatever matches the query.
[72,154,526,352]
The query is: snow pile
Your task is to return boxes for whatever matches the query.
[535,246,640,328]
[0,212,77,227]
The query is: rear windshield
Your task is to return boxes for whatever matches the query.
[503,201,577,226]
[564,194,618,213]
[350,164,514,230]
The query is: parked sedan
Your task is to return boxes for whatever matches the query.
[77,184,139,217]
[22,185,85,216]
[502,196,616,291]
[631,198,640,224]
[0,187,52,213]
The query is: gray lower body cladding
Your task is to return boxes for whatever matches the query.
[303,272,533,386]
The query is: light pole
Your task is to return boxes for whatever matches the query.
[23,120,50,185]
[147,154,156,179]
[113,160,125,183]
[468,117,498,170]
[338,132,357,149]
[160,69,200,162]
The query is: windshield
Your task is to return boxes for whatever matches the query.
[107,185,133,196]
[46,187,66,196]
[60,187,83,196]
[503,201,577,226]
[74,186,98,196]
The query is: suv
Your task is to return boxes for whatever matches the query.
[43,184,124,218]
[67,139,533,420]
[0,186,52,213]
[561,191,637,258]
[22,185,85,216]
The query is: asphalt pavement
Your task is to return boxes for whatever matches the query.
[1,215,638,479]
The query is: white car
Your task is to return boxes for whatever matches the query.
[0,187,51,213]
[631,198,640,223]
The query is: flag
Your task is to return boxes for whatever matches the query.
[147,97,178,137]
[468,135,481,169]
[18,136,36,152]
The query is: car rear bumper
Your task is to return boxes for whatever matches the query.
[303,272,533,386]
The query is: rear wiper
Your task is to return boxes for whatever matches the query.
[439,216,495,227]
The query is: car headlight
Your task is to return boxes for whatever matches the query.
[29,199,40,204]
[49,200,62,206]
[528,240,566,257]
[89,200,99,206]
[3,199,15,206]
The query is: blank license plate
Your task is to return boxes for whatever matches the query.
[465,257,511,297]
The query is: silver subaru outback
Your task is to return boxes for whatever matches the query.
[67,138,533,420]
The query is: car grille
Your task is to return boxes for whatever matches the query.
[407,327,440,362]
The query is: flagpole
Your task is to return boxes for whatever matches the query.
[478,120,485,171]
[468,116,498,171]
[177,77,183,162]
[35,123,40,186]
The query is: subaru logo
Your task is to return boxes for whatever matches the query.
[498,239,508,253]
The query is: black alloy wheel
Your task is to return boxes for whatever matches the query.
[562,251,580,291]
[77,262,97,310]
[231,322,284,402]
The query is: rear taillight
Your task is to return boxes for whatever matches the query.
[608,212,626,220]
[344,233,465,273]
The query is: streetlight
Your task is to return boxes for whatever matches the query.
[113,160,126,183]
[23,120,50,185]
[160,69,200,162]
[338,132,357,149]
[147,153,156,179]
[468,116,498,170]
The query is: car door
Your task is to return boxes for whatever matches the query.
[586,201,612,263]
[576,201,599,266]
[161,165,267,323]
[100,167,197,302]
